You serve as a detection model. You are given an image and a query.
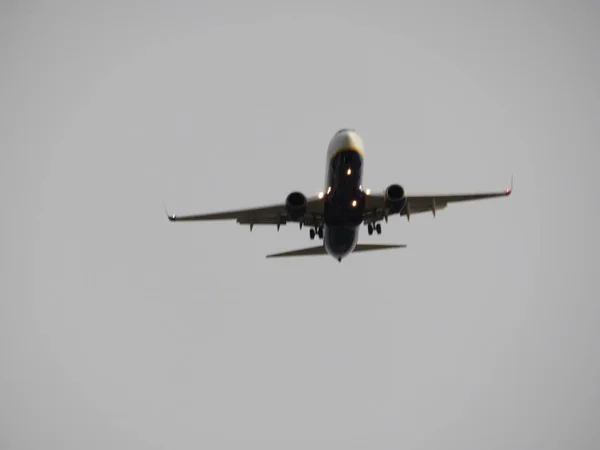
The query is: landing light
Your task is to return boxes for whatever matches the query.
[318,191,324,199]
[366,189,371,195]
[351,200,357,207]
[347,168,352,175]
[327,186,331,194]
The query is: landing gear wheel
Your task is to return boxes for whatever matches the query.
[368,224,373,235]
[309,229,315,240]
[317,227,323,239]
[375,223,382,235]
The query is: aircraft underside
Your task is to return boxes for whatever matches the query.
[319,148,365,261]
[166,128,512,261]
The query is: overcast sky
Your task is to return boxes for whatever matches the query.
[2,1,599,449]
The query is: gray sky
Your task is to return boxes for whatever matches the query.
[2,1,599,449]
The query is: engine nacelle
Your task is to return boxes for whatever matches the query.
[285,191,307,221]
[384,184,407,213]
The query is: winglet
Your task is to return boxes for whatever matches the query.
[164,202,177,221]
[505,174,514,196]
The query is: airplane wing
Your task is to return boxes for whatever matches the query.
[166,196,325,227]
[363,180,512,223]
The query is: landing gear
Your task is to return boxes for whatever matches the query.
[367,223,382,235]
[309,226,324,240]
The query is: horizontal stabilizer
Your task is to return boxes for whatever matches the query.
[266,245,327,258]
[266,243,406,258]
[353,243,407,253]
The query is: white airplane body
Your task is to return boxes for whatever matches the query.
[167,129,512,261]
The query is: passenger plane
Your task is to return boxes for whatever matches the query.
[167,128,512,261]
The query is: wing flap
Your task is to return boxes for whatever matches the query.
[167,204,284,222]
[364,179,512,223]
[166,196,325,225]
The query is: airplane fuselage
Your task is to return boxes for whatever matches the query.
[323,129,366,261]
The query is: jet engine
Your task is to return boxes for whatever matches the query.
[384,184,407,213]
[285,191,307,221]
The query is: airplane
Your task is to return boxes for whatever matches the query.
[166,128,512,262]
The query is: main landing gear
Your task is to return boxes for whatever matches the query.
[367,223,382,235]
[309,227,324,240]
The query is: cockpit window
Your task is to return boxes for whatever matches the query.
[332,150,362,173]
[341,151,361,166]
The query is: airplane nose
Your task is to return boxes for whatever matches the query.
[339,131,363,151]
[328,128,365,157]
